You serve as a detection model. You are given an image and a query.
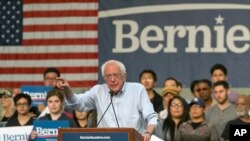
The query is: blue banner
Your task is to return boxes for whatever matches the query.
[21,86,52,106]
[34,120,69,141]
[99,0,250,88]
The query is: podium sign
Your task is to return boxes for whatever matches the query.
[58,128,143,141]
[61,132,128,141]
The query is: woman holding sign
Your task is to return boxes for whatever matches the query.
[30,87,76,140]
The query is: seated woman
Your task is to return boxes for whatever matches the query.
[30,87,76,140]
[6,93,33,126]
[0,89,16,122]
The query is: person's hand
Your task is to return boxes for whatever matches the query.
[28,112,37,118]
[30,130,37,140]
[56,77,70,89]
[143,132,151,141]
[37,104,46,112]
[56,77,74,99]
[12,88,21,97]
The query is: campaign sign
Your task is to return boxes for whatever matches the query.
[61,132,128,141]
[21,85,53,106]
[34,120,69,141]
[0,126,33,141]
[230,124,250,141]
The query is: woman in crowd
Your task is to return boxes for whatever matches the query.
[30,87,76,140]
[6,93,34,126]
[158,86,180,120]
[73,110,90,128]
[72,109,97,128]
[162,96,189,141]
[0,89,15,122]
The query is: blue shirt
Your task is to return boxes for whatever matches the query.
[66,82,158,134]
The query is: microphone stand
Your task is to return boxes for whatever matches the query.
[110,93,120,128]
[96,92,120,128]
[96,99,112,127]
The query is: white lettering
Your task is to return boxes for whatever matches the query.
[163,26,184,53]
[112,20,250,54]
[234,129,241,136]
[3,134,29,141]
[140,25,164,53]
[36,127,58,135]
[234,129,247,136]
[214,25,227,52]
[185,25,212,53]
[23,91,47,99]
[113,20,139,53]
[227,25,250,53]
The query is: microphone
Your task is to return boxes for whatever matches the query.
[110,92,120,128]
[96,96,112,127]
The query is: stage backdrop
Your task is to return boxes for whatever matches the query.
[98,0,250,88]
[1,0,250,89]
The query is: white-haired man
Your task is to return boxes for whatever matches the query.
[57,60,158,141]
[222,95,250,141]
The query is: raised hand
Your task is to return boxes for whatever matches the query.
[56,77,70,89]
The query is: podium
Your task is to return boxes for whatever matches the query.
[58,128,143,141]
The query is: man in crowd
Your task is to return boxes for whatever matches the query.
[139,69,162,113]
[196,79,216,112]
[222,95,250,141]
[205,81,237,141]
[210,63,239,103]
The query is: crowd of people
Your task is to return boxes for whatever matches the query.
[0,60,250,141]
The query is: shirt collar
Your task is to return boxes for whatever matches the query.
[106,81,127,96]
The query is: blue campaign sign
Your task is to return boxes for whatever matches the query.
[34,120,69,141]
[98,0,250,88]
[21,85,52,106]
[62,132,128,141]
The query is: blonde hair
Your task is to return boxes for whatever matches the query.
[0,97,15,121]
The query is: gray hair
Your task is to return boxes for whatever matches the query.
[101,60,126,77]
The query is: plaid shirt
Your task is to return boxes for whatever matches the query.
[175,120,219,141]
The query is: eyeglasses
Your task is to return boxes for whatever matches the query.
[103,73,123,81]
[44,77,57,81]
[16,103,29,107]
[196,88,208,92]
[170,103,183,108]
